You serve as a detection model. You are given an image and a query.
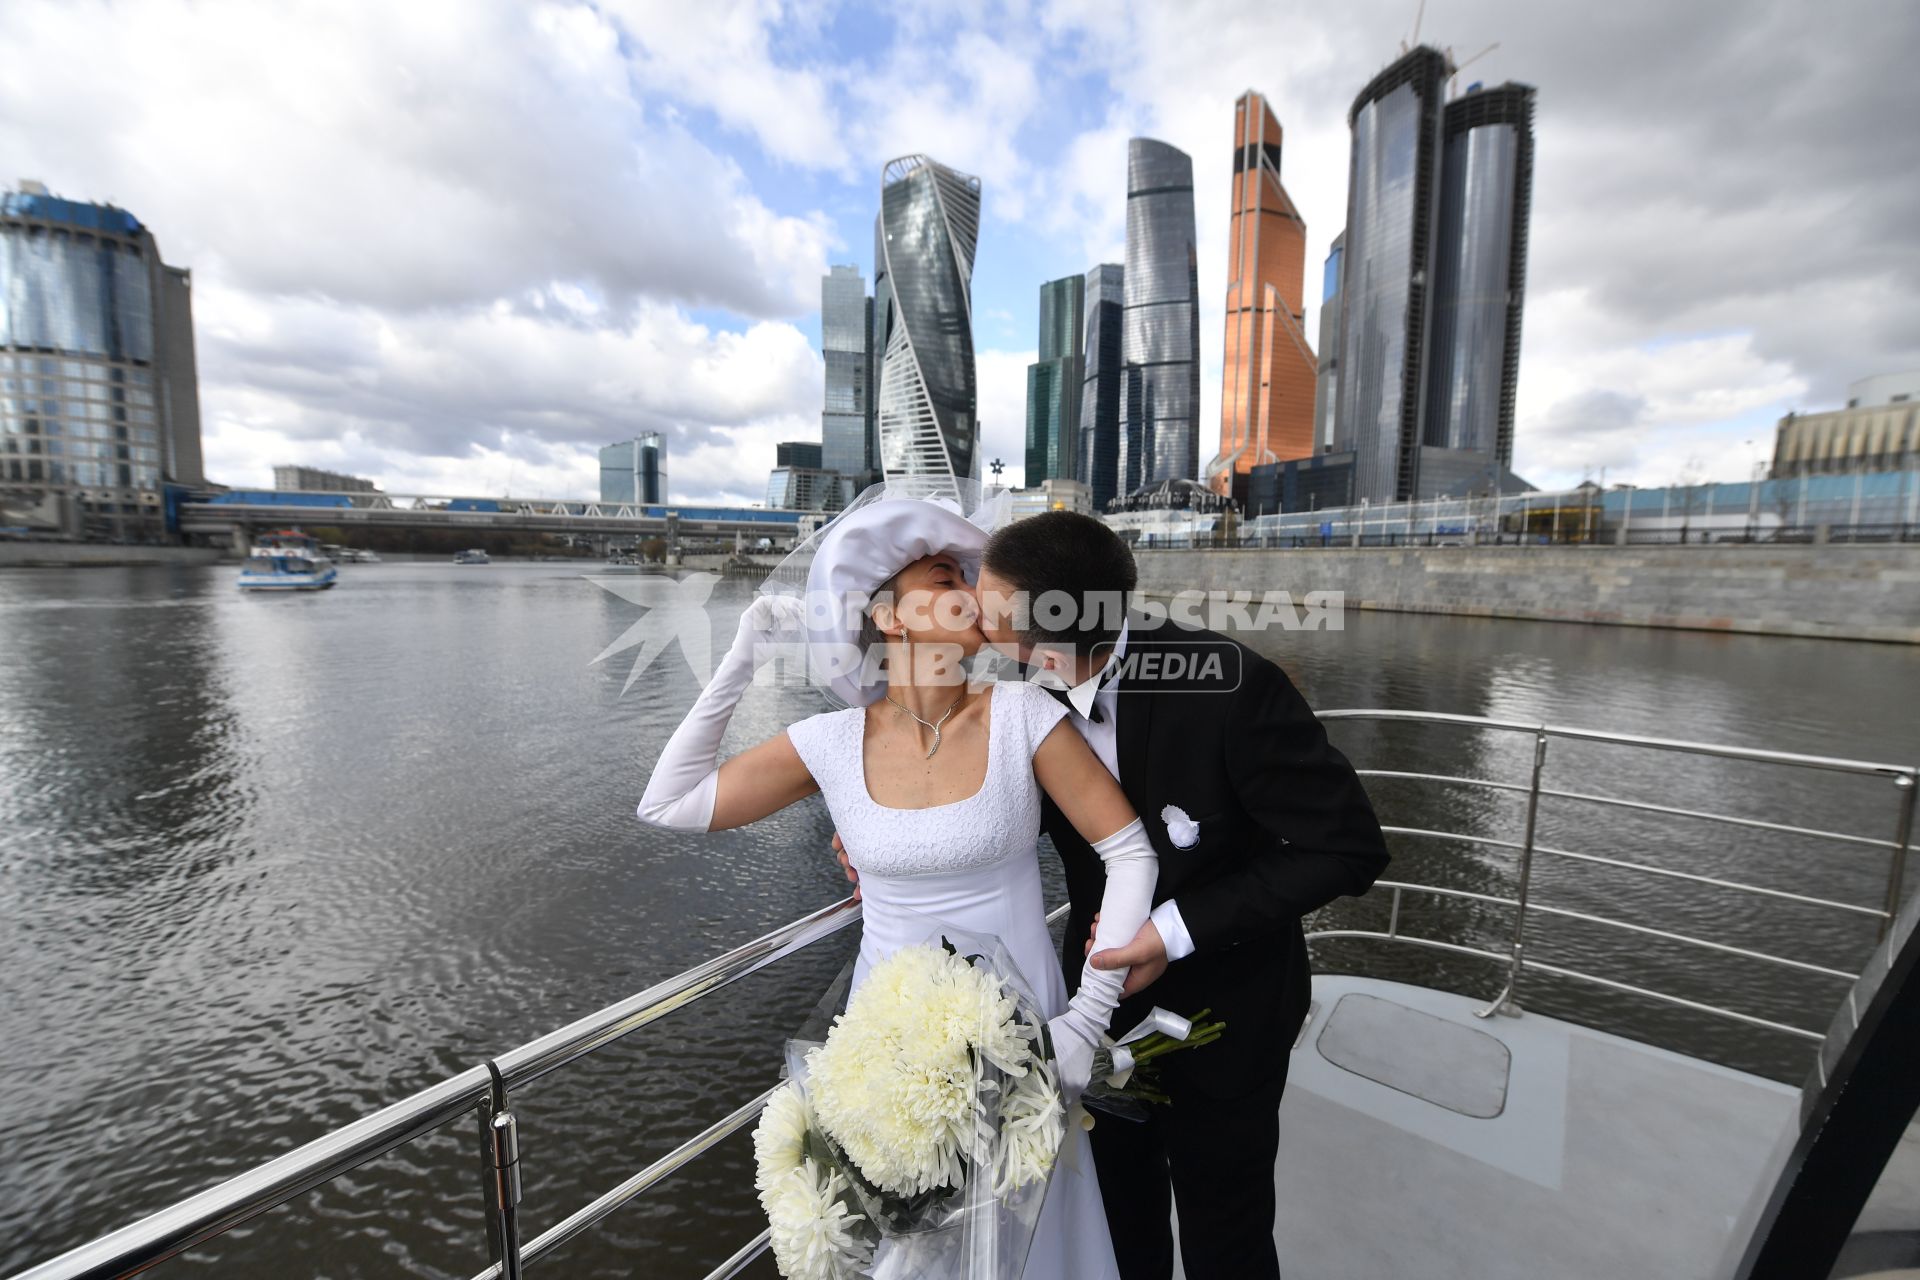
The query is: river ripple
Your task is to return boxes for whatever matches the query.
[1,562,1913,1277]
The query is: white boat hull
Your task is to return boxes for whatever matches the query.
[238,567,338,591]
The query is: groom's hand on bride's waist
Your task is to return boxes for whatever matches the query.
[832,832,860,902]
[1087,915,1169,998]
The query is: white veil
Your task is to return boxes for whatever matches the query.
[757,478,1014,708]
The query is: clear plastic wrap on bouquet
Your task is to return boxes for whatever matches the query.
[753,919,1067,1280]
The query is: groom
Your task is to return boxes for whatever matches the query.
[977,511,1387,1280]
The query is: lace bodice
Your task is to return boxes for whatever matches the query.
[786,679,1119,1279]
[786,679,1068,878]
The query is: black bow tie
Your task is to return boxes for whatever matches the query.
[1043,680,1105,723]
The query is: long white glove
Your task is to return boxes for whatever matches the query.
[636,594,799,831]
[1048,817,1158,1098]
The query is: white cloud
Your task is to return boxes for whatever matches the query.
[1035,0,1920,487]
[5,0,1913,508]
[600,0,848,172]
[197,287,822,502]
[0,0,843,504]
[844,28,1043,216]
[976,348,1038,487]
[0,0,833,317]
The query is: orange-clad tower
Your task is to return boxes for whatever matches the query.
[1207,91,1317,503]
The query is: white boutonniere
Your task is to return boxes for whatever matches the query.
[1160,804,1201,849]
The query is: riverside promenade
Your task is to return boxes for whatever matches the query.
[0,542,222,568]
[1132,543,1920,644]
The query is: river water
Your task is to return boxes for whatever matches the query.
[1,561,1914,1278]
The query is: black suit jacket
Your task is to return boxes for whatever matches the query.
[1041,621,1389,1099]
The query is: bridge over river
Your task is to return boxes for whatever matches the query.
[176,489,819,549]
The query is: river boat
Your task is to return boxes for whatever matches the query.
[235,532,337,592]
[10,712,1916,1280]
[453,548,491,565]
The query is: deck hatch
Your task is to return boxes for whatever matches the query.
[1316,992,1512,1118]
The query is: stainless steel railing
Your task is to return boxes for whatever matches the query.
[9,895,872,1280]
[10,714,1913,1279]
[1309,710,1915,1036]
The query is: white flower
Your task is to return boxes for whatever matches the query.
[761,1157,873,1280]
[753,1082,811,1193]
[994,1057,1065,1195]
[807,942,1045,1198]
[1161,803,1201,849]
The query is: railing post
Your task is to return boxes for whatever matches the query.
[1885,774,1915,942]
[479,1064,525,1280]
[1478,730,1549,1019]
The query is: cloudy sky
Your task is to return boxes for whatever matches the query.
[3,0,1915,504]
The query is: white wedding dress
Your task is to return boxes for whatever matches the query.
[786,678,1123,1280]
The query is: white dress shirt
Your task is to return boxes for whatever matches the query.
[1060,623,1197,962]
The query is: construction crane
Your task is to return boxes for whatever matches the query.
[1447,42,1501,96]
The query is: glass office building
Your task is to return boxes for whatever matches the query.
[1332,50,1533,504]
[1314,233,1345,454]
[1078,264,1124,512]
[1334,46,1448,504]
[1025,274,1083,484]
[1209,91,1317,504]
[599,432,667,504]
[1424,82,1535,480]
[1120,138,1201,493]
[874,155,981,495]
[0,183,203,539]
[820,265,872,479]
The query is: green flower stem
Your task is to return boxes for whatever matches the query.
[1126,1017,1227,1067]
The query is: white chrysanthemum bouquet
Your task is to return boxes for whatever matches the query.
[752,934,1065,1280]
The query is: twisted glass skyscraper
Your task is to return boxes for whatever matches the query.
[874,155,981,494]
[1120,139,1200,493]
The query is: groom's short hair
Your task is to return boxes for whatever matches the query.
[982,511,1136,650]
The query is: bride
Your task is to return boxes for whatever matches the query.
[636,489,1157,1279]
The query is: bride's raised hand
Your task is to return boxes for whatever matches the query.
[726,592,805,672]
[637,592,817,832]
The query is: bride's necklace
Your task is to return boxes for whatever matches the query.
[885,688,967,759]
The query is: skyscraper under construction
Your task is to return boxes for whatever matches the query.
[1326,47,1535,505]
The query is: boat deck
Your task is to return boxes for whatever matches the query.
[1173,975,1801,1280]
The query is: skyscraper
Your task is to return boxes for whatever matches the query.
[1330,47,1534,504]
[1120,139,1201,494]
[870,212,888,487]
[600,432,667,504]
[1078,263,1125,512]
[1313,232,1345,453]
[1207,91,1317,505]
[1423,82,1535,491]
[820,265,872,479]
[1333,45,1449,505]
[874,155,981,494]
[0,181,202,540]
[1024,274,1084,485]
[766,440,842,510]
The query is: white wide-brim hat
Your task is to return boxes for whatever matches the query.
[802,494,991,706]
